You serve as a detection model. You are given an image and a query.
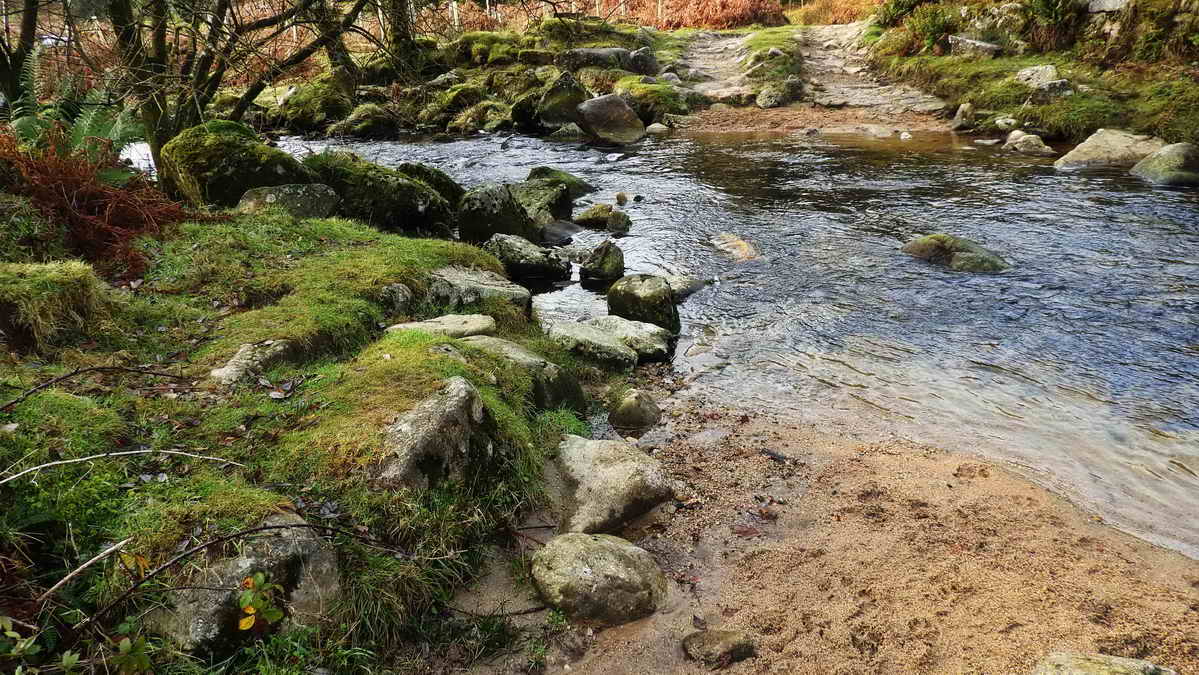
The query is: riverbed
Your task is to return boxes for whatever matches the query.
[275,130,1199,556]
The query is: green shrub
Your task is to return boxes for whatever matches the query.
[1026,0,1083,51]
[906,4,958,52]
[876,0,925,28]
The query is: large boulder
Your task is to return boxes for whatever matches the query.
[577,94,646,145]
[1130,143,1199,186]
[1031,652,1177,675]
[276,81,352,133]
[161,121,316,207]
[508,179,573,225]
[148,512,339,656]
[1003,130,1056,157]
[580,240,625,281]
[531,533,668,626]
[584,315,672,361]
[237,184,340,218]
[527,166,596,198]
[373,377,493,490]
[396,162,466,209]
[326,102,397,139]
[301,151,452,236]
[549,435,674,533]
[385,314,496,338]
[483,234,571,281]
[901,233,1010,273]
[607,274,680,333]
[1055,128,1168,171]
[512,91,544,133]
[458,183,542,244]
[557,47,632,72]
[427,266,532,313]
[538,72,590,127]
[609,388,661,431]
[460,335,586,412]
[629,47,660,76]
[546,321,638,370]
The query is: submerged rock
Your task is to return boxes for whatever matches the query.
[460,336,586,412]
[1055,128,1167,171]
[1130,143,1199,186]
[532,533,668,626]
[550,435,674,533]
[710,232,760,261]
[577,94,646,145]
[1031,652,1177,675]
[609,388,661,430]
[902,233,1010,273]
[458,183,542,243]
[1003,130,1056,157]
[682,630,756,668]
[608,274,680,333]
[483,234,571,281]
[148,512,339,656]
[374,377,492,491]
[427,266,532,312]
[237,184,340,218]
[386,314,496,338]
[580,240,626,281]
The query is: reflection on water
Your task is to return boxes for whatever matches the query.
[276,131,1199,556]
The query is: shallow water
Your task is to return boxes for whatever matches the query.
[274,131,1199,555]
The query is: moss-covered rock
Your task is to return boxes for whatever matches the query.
[161,121,317,207]
[1129,142,1199,186]
[512,91,544,133]
[538,72,590,127]
[607,274,679,333]
[458,183,542,243]
[302,151,453,237]
[0,193,67,263]
[326,103,399,139]
[519,49,556,65]
[901,233,1010,273]
[576,67,639,95]
[277,81,353,133]
[527,166,596,198]
[485,67,543,103]
[613,76,689,123]
[450,31,523,66]
[557,47,633,71]
[575,203,615,227]
[508,179,572,224]
[0,261,109,352]
[396,162,466,208]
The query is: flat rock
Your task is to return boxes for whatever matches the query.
[237,183,340,218]
[1055,128,1168,171]
[386,314,495,338]
[582,315,672,361]
[682,629,756,668]
[1031,652,1177,674]
[459,335,585,412]
[209,340,292,385]
[546,321,638,370]
[531,533,668,626]
[374,377,492,491]
[427,266,531,313]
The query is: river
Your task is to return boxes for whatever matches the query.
[211,129,1199,556]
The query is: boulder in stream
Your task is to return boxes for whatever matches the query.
[508,179,573,225]
[902,233,1010,273]
[457,183,543,244]
[580,240,626,281]
[1055,129,1167,171]
[577,94,646,145]
[483,234,571,281]
[527,166,596,198]
[1129,143,1199,187]
[608,274,680,333]
[1003,130,1056,157]
[538,72,590,128]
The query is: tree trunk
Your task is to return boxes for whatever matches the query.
[0,0,41,103]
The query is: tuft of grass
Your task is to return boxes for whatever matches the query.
[787,0,878,25]
[0,193,69,263]
[0,260,109,352]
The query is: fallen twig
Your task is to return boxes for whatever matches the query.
[1,366,190,413]
[36,537,132,605]
[0,449,245,487]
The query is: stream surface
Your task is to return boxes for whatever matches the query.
[276,131,1199,556]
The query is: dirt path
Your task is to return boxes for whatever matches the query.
[682,23,949,134]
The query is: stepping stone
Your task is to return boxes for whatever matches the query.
[386,314,495,338]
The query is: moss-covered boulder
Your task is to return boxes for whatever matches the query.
[607,274,679,333]
[450,31,522,66]
[576,67,639,95]
[1130,143,1199,186]
[538,72,590,127]
[527,166,596,198]
[277,81,352,133]
[613,77,689,124]
[577,94,646,145]
[508,179,572,225]
[0,261,108,352]
[458,183,542,243]
[557,47,633,72]
[575,203,614,228]
[0,194,66,263]
[901,233,1010,273]
[326,103,399,139]
[581,240,625,281]
[396,162,466,208]
[302,151,452,237]
[518,49,555,65]
[161,121,316,207]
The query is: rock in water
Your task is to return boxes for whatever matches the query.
[682,630,756,668]
[902,233,1010,273]
[1003,130,1056,157]
[584,315,673,361]
[608,274,680,333]
[1031,652,1177,675]
[581,240,626,281]
[457,183,542,244]
[483,234,570,281]
[1130,143,1199,186]
[577,94,646,146]
[609,388,661,430]
[950,103,975,131]
[508,179,574,225]
[526,166,596,198]
[238,184,340,218]
[531,533,668,625]
[1055,128,1168,170]
[550,435,674,532]
[710,233,760,261]
[575,203,615,228]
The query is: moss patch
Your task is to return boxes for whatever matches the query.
[277,81,353,133]
[0,261,109,351]
[0,193,68,263]
[302,150,454,236]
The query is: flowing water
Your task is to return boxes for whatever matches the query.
[270,131,1199,555]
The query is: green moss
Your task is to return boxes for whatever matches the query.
[526,166,595,198]
[614,76,690,121]
[575,67,638,94]
[161,122,316,207]
[326,103,398,139]
[396,162,466,208]
[0,261,108,351]
[1129,78,1199,144]
[447,100,512,134]
[742,27,803,85]
[302,151,453,236]
[450,32,522,66]
[0,193,67,263]
[278,81,353,133]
